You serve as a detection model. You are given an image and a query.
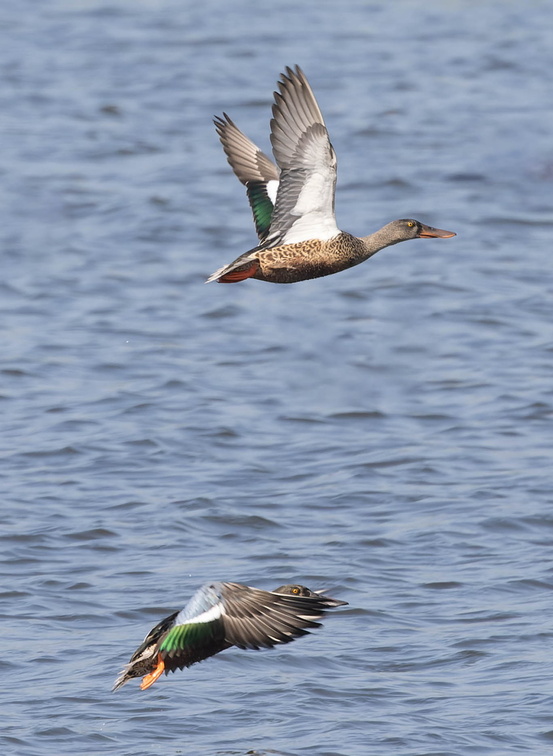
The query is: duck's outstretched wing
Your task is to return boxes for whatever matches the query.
[267,66,339,247]
[214,114,279,242]
[219,581,345,650]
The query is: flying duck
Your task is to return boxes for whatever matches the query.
[113,581,348,691]
[206,65,455,285]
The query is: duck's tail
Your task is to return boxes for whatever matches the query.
[112,646,163,691]
[205,252,260,284]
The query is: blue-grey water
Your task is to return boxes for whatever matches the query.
[2,1,553,754]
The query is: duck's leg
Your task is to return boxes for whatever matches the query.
[140,654,165,690]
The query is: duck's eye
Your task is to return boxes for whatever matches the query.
[292,587,300,594]
[407,221,415,228]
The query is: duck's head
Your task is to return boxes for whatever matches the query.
[396,219,456,240]
[272,584,348,607]
[273,584,318,597]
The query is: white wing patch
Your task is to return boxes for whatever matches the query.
[267,180,279,204]
[281,168,339,244]
[282,214,340,245]
[176,602,223,626]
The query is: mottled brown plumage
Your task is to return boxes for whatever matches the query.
[250,233,366,283]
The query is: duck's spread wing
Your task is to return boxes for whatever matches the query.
[219,582,329,650]
[268,66,339,246]
[214,114,279,242]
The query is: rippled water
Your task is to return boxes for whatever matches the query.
[2,1,553,754]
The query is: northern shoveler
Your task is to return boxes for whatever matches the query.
[113,581,348,691]
[206,65,455,284]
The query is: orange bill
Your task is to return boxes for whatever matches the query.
[418,224,456,239]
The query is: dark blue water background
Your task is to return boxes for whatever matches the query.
[2,1,553,754]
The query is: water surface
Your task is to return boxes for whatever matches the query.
[2,1,553,754]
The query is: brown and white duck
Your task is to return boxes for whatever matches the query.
[206,65,455,285]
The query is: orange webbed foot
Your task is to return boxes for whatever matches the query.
[140,655,165,690]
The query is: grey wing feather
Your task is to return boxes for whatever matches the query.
[214,113,279,185]
[214,113,280,243]
[219,582,329,650]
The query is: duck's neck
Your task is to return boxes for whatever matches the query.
[359,224,405,259]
